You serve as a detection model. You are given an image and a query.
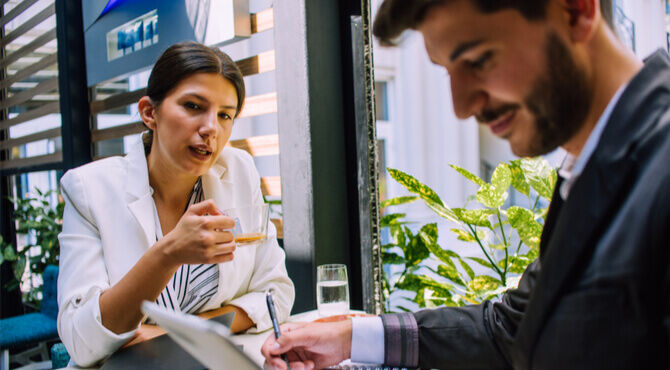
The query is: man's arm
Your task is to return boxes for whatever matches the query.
[406,260,539,369]
[261,260,539,369]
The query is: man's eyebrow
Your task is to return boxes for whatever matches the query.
[450,39,485,61]
[184,93,236,110]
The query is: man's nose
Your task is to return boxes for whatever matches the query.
[449,72,487,120]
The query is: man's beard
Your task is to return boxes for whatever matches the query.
[476,31,593,157]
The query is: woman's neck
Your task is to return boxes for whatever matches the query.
[147,150,199,209]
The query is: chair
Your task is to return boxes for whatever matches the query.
[0,265,60,370]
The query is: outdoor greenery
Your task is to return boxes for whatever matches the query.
[0,188,63,308]
[381,158,556,311]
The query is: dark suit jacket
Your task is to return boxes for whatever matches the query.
[382,50,670,370]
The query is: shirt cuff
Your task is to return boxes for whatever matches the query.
[350,316,384,364]
[380,313,419,367]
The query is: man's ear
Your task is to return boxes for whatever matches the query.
[561,0,600,43]
[138,96,158,130]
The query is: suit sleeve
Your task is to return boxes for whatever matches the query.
[381,260,540,369]
[57,170,136,367]
[227,152,295,332]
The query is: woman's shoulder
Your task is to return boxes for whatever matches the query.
[60,155,129,191]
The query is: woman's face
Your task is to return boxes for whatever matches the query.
[147,72,238,177]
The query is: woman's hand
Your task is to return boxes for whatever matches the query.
[158,199,236,267]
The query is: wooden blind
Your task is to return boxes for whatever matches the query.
[0,0,60,172]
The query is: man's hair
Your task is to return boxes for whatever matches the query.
[373,0,614,46]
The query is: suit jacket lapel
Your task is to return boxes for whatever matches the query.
[125,142,156,248]
[512,50,670,369]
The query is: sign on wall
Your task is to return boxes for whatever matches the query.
[82,0,250,87]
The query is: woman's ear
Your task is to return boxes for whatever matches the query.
[138,96,158,130]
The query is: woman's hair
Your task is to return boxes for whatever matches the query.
[142,41,245,150]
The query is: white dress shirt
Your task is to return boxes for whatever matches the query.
[350,83,629,364]
[57,141,295,367]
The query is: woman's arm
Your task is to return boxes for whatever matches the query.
[99,200,237,334]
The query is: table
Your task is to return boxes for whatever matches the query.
[64,309,339,369]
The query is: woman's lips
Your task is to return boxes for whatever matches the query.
[488,110,516,136]
[189,146,212,161]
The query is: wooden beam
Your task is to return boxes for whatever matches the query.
[238,92,276,118]
[251,8,273,34]
[227,134,278,157]
[261,176,281,196]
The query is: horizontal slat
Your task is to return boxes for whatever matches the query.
[261,176,280,197]
[0,0,39,28]
[0,53,57,89]
[0,101,59,130]
[0,28,56,69]
[90,88,145,115]
[227,134,278,157]
[270,218,283,239]
[91,121,143,143]
[236,50,275,77]
[238,92,276,118]
[1,3,54,48]
[0,151,61,170]
[0,76,58,109]
[251,8,273,34]
[0,127,60,149]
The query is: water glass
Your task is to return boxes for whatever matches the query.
[316,264,350,317]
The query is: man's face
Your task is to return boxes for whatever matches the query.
[418,0,592,157]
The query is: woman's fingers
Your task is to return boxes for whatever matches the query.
[187,199,222,216]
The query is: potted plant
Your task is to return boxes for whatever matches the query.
[380,158,556,310]
[0,188,63,310]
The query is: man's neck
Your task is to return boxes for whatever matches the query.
[561,25,643,157]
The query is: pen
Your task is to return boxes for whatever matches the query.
[266,291,289,369]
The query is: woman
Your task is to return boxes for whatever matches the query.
[57,42,294,367]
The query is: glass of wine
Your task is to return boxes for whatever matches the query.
[223,204,269,246]
[316,264,350,317]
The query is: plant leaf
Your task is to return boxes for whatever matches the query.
[449,164,486,186]
[507,206,543,250]
[388,168,443,206]
[476,183,508,209]
[457,258,475,280]
[466,257,494,269]
[508,160,530,196]
[382,252,406,265]
[520,158,557,200]
[452,208,494,228]
[381,196,418,208]
[437,263,466,287]
[404,227,430,267]
[451,228,475,242]
[3,246,17,261]
[467,275,502,293]
[12,256,25,282]
[380,213,406,226]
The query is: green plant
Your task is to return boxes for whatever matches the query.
[0,188,63,308]
[380,158,556,311]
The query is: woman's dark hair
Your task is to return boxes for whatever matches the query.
[142,41,245,149]
[373,0,614,46]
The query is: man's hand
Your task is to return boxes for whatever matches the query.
[260,320,352,370]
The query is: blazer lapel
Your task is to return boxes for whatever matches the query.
[200,158,234,211]
[124,142,156,248]
[512,50,670,369]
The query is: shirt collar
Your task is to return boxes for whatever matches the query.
[558,82,628,200]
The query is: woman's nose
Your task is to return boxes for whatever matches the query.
[198,112,218,137]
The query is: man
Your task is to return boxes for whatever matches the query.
[262,0,670,368]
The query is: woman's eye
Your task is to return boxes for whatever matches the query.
[185,102,200,110]
[468,51,493,70]
[219,113,232,120]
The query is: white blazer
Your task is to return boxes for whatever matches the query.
[57,142,295,367]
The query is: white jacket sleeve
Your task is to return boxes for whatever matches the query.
[57,171,136,367]
[227,153,295,332]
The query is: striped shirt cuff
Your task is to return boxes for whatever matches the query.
[380,313,419,367]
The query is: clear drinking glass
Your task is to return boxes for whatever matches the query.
[316,264,350,317]
[223,204,270,246]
